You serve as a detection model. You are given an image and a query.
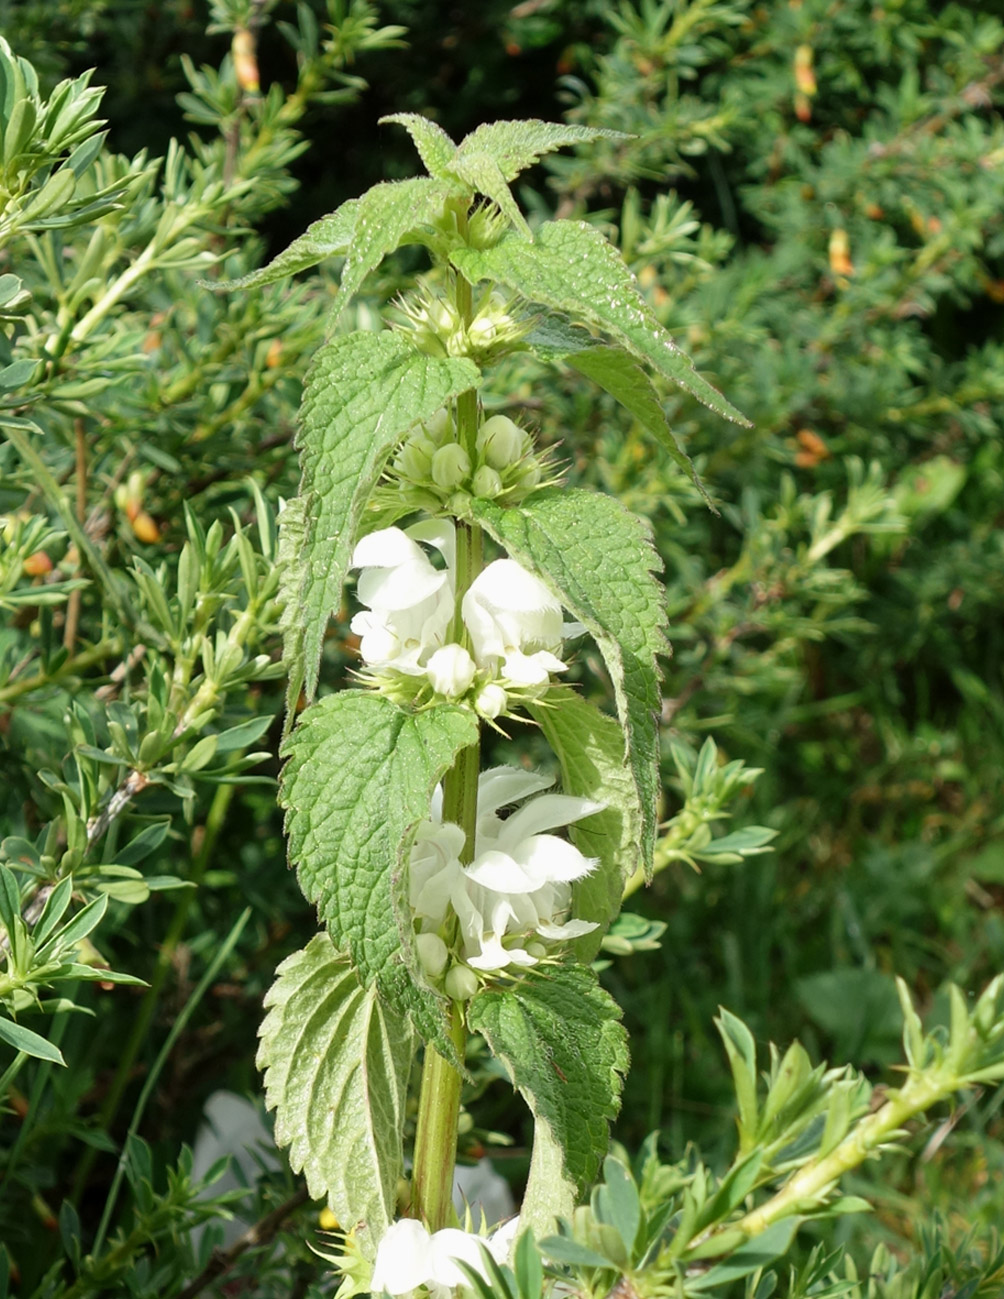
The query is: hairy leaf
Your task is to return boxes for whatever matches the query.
[380,112,457,177]
[287,330,480,704]
[522,316,599,359]
[473,488,666,868]
[276,494,308,726]
[280,692,478,1042]
[210,198,359,290]
[469,967,627,1232]
[334,177,458,320]
[448,151,531,239]
[454,120,629,182]
[258,934,413,1248]
[451,222,748,424]
[567,347,713,507]
[529,691,642,957]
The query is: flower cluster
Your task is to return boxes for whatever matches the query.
[350,519,580,716]
[395,281,528,367]
[388,408,546,513]
[410,766,601,988]
[371,1217,518,1298]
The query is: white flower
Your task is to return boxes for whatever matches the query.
[350,522,455,675]
[426,644,477,698]
[462,559,568,686]
[371,1219,511,1297]
[352,524,579,697]
[410,767,601,974]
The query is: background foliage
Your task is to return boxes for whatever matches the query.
[0,0,1002,1294]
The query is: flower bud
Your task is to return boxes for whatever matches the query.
[444,964,479,1002]
[475,683,507,719]
[467,316,498,350]
[477,415,529,471]
[431,443,471,490]
[517,459,541,491]
[416,932,449,978]
[397,436,434,480]
[423,408,453,446]
[471,465,503,499]
[426,643,476,698]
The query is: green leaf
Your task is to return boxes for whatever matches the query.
[566,347,713,507]
[451,222,748,425]
[280,692,478,1045]
[380,113,457,177]
[685,1219,802,1292]
[0,1015,65,1065]
[449,151,531,239]
[257,934,413,1248]
[715,1008,759,1150]
[276,495,309,723]
[454,120,629,182]
[208,198,359,290]
[286,330,480,705]
[529,692,642,958]
[468,966,627,1233]
[522,316,599,359]
[473,489,665,867]
[334,177,458,320]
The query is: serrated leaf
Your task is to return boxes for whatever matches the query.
[468,966,627,1233]
[257,934,413,1247]
[473,489,665,867]
[451,222,748,425]
[522,316,599,360]
[0,1015,65,1064]
[454,120,629,182]
[566,347,713,507]
[529,692,641,959]
[207,199,358,289]
[287,331,480,704]
[380,113,457,176]
[449,151,531,239]
[334,177,458,320]
[276,495,309,722]
[280,692,478,1045]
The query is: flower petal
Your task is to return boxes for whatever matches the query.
[500,794,605,844]
[351,526,422,570]
[429,1228,490,1288]
[371,1219,434,1295]
[476,766,554,817]
[513,833,597,884]
[464,850,542,894]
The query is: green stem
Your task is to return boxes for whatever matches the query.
[410,524,482,1231]
[411,1003,468,1230]
[411,236,484,1216]
[0,637,122,707]
[730,1070,952,1239]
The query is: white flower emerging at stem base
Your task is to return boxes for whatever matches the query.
[410,766,601,976]
[371,1218,517,1298]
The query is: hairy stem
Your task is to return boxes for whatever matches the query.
[411,248,483,1227]
[411,1003,469,1231]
